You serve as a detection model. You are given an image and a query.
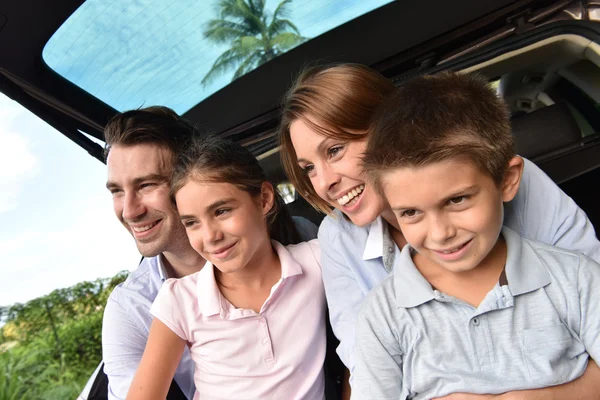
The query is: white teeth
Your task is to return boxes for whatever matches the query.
[132,222,157,232]
[337,185,365,206]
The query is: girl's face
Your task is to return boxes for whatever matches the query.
[175,179,273,274]
[290,119,386,227]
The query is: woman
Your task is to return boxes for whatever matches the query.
[278,63,600,398]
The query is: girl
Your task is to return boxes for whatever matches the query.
[278,63,600,398]
[127,135,326,400]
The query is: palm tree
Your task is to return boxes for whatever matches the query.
[202,0,306,85]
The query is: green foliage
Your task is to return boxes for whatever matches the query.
[202,0,307,85]
[0,270,129,399]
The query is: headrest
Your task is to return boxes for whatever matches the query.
[511,103,581,159]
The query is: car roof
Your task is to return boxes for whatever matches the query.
[0,0,550,162]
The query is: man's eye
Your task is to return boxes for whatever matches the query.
[140,183,156,190]
[215,208,230,216]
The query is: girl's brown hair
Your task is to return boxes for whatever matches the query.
[171,134,301,246]
[279,63,395,214]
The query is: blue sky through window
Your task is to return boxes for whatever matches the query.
[43,0,393,114]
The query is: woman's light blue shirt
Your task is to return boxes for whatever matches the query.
[318,158,600,378]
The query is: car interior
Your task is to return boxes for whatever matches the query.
[2,0,600,399]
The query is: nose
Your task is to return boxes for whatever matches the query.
[202,221,224,247]
[122,192,146,222]
[316,163,341,196]
[429,213,456,244]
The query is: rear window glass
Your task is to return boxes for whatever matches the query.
[43,0,393,114]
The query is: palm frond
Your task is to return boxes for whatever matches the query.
[272,0,293,21]
[270,32,306,52]
[204,20,251,44]
[267,18,300,37]
[232,52,264,79]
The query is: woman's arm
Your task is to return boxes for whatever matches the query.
[318,223,368,377]
[506,158,600,262]
[126,318,186,400]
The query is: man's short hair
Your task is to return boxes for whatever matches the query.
[103,106,195,160]
[363,72,515,191]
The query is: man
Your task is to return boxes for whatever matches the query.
[102,107,202,400]
[100,106,320,400]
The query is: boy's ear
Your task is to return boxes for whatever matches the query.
[502,156,524,202]
[260,181,276,216]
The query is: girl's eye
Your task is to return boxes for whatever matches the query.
[327,145,343,158]
[183,220,196,228]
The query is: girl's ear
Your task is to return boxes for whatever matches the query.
[502,156,524,202]
[260,181,276,216]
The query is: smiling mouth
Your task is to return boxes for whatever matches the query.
[435,239,472,254]
[131,220,160,233]
[212,242,237,256]
[336,184,365,206]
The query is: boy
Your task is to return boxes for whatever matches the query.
[352,72,600,399]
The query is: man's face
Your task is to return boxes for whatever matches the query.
[381,158,510,274]
[106,144,187,257]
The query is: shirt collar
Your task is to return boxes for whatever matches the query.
[502,226,551,295]
[392,226,552,308]
[196,259,223,317]
[362,216,386,261]
[157,254,170,281]
[393,245,436,308]
[195,241,304,317]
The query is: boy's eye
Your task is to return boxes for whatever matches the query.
[448,196,467,205]
[140,182,156,190]
[401,209,418,218]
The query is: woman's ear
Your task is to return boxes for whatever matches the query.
[502,156,524,202]
[260,182,276,216]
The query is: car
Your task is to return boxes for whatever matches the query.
[2,0,599,398]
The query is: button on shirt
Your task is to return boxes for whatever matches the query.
[352,227,600,400]
[150,240,326,400]
[102,256,195,400]
[318,158,600,378]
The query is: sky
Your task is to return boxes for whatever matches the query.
[0,0,393,307]
[42,0,393,114]
[0,93,141,307]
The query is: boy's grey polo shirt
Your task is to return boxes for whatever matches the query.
[352,227,600,400]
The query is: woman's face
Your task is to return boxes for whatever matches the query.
[290,119,386,227]
[176,179,272,274]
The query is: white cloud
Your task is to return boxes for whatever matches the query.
[0,95,38,212]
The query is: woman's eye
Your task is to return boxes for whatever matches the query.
[327,145,343,158]
[302,164,315,174]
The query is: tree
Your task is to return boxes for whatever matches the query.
[202,0,306,85]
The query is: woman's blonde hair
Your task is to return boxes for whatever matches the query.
[279,63,395,214]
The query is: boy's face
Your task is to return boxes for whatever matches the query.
[380,157,522,274]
